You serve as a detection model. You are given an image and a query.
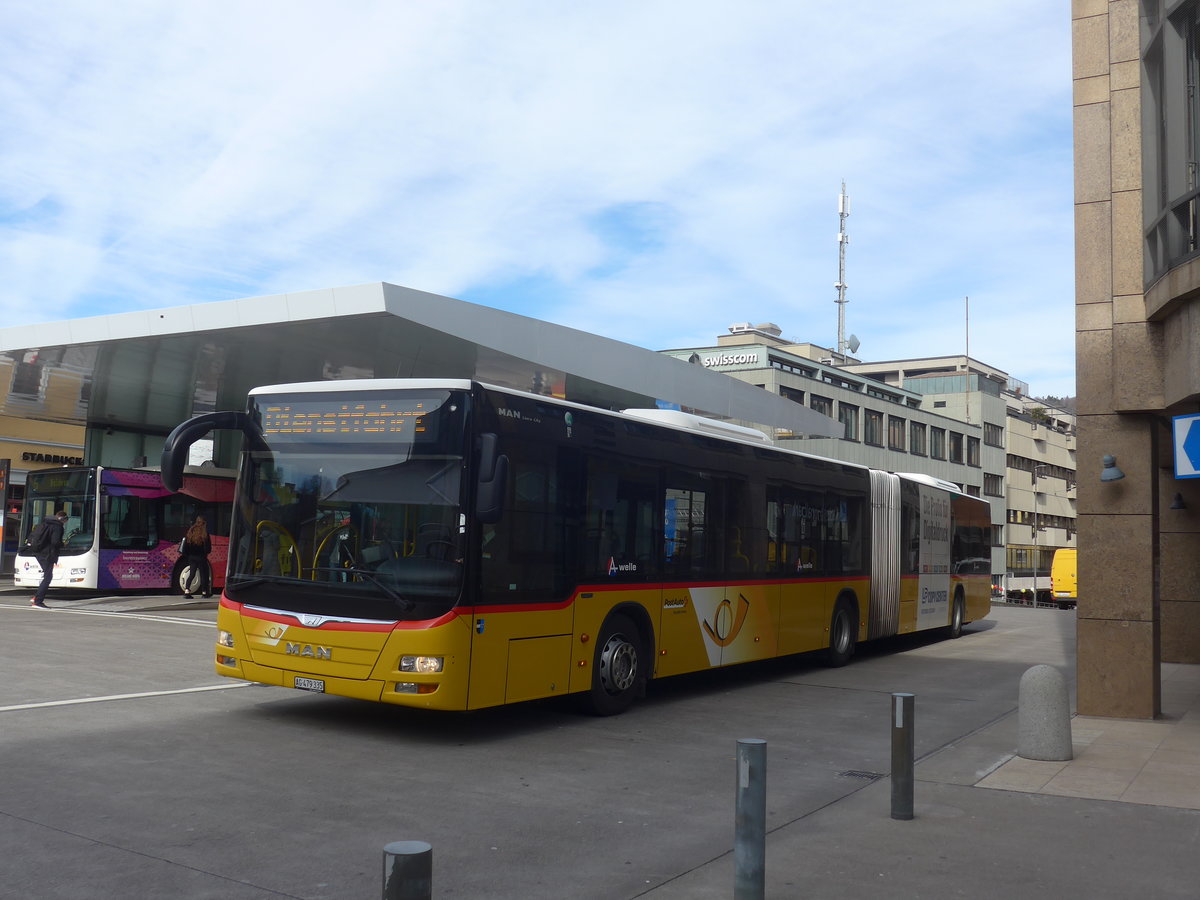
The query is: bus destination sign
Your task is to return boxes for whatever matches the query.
[262,399,432,440]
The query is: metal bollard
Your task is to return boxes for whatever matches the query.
[890,692,914,820]
[734,738,767,900]
[382,841,432,900]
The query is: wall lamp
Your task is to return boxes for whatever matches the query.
[1101,454,1126,482]
[1171,493,1188,510]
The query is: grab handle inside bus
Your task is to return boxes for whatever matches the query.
[161,411,265,492]
[476,432,508,524]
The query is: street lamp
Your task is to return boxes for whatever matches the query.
[1031,465,1051,606]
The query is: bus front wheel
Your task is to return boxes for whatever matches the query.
[581,614,645,716]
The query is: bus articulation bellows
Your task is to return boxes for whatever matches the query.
[161,379,992,715]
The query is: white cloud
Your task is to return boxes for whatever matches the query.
[0,0,1075,396]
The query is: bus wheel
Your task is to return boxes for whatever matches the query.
[824,599,857,667]
[582,614,644,716]
[173,562,200,596]
[949,592,965,639]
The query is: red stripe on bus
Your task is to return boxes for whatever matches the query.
[223,573,876,629]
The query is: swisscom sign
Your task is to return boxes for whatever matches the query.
[695,350,763,371]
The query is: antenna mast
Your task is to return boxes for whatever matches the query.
[835,181,849,358]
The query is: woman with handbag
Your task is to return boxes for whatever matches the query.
[180,516,213,598]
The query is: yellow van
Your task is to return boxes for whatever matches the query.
[1050,549,1077,610]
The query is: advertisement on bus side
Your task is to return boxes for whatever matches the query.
[917,484,951,629]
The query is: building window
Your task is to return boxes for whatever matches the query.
[967,436,980,467]
[1144,3,1200,280]
[930,427,946,460]
[949,432,964,464]
[888,416,906,451]
[810,394,833,416]
[10,352,43,398]
[984,473,1003,496]
[984,422,1004,447]
[865,410,884,447]
[838,403,859,441]
[866,386,902,403]
[909,422,926,456]
[780,385,804,405]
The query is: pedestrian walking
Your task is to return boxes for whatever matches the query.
[29,508,67,608]
[180,515,213,598]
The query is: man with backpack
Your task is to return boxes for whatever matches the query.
[29,509,67,609]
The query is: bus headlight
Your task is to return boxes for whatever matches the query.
[217,630,235,649]
[399,655,443,674]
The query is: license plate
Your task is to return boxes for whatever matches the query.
[294,676,325,693]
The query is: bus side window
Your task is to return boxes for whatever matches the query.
[900,492,921,576]
[825,494,865,576]
[722,480,766,575]
[776,490,822,575]
[480,442,580,601]
[664,486,705,576]
[580,457,657,580]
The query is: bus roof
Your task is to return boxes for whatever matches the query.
[893,472,966,494]
[244,378,983,498]
[248,378,475,396]
[619,408,772,444]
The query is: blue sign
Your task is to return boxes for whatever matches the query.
[1173,414,1200,478]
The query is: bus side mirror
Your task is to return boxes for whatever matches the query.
[476,433,508,525]
[161,411,265,492]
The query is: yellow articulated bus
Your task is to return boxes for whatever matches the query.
[161,379,992,715]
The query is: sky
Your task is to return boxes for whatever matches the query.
[0,1,1075,398]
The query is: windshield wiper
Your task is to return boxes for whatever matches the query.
[310,566,414,611]
[226,574,299,591]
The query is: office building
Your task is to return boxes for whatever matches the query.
[1073,0,1200,717]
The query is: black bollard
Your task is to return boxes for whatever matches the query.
[382,840,432,900]
[890,692,915,820]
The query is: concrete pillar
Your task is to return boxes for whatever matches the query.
[1075,415,1161,718]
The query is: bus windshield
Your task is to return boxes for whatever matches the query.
[23,468,96,557]
[226,389,469,620]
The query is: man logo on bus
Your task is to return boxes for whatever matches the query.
[702,593,751,647]
[285,642,332,660]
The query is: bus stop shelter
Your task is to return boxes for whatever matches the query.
[0,282,841,470]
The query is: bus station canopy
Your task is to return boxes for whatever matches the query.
[0,282,840,468]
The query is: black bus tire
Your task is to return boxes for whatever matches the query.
[580,613,645,716]
[173,561,201,596]
[949,591,965,639]
[824,598,857,667]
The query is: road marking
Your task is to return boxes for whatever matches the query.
[45,608,214,627]
[0,682,254,713]
[1,604,213,627]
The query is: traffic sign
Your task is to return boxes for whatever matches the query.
[1173,414,1200,478]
